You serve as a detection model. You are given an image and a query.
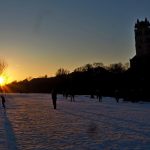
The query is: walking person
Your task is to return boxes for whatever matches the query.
[70,90,75,102]
[115,89,119,103]
[96,89,102,102]
[1,95,6,109]
[51,89,57,109]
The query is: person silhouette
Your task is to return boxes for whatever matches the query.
[115,89,119,103]
[1,95,6,109]
[51,89,57,109]
[96,89,102,102]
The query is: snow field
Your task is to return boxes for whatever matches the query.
[0,94,150,150]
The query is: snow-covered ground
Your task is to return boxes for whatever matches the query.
[0,94,150,150]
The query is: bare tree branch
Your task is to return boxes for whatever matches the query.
[0,59,7,75]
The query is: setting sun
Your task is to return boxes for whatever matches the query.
[0,76,5,86]
[0,74,11,86]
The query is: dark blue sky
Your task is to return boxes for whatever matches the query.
[0,0,150,81]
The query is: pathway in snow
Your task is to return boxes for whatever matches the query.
[0,94,150,150]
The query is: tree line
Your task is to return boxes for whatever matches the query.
[5,62,150,102]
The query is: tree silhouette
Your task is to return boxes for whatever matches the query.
[109,63,127,74]
[0,59,7,92]
[56,68,70,77]
[0,59,7,75]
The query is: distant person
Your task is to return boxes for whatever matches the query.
[115,89,119,103]
[70,90,75,102]
[64,90,69,100]
[1,95,6,109]
[51,89,57,109]
[96,90,102,102]
[70,93,75,102]
[62,89,68,99]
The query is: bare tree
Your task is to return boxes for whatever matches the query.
[109,63,126,73]
[56,68,70,77]
[0,59,7,75]
[93,62,104,68]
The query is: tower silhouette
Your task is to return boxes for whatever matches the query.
[130,18,150,73]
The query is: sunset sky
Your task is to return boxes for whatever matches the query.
[0,0,150,82]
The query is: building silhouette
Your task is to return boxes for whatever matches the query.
[130,18,150,74]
